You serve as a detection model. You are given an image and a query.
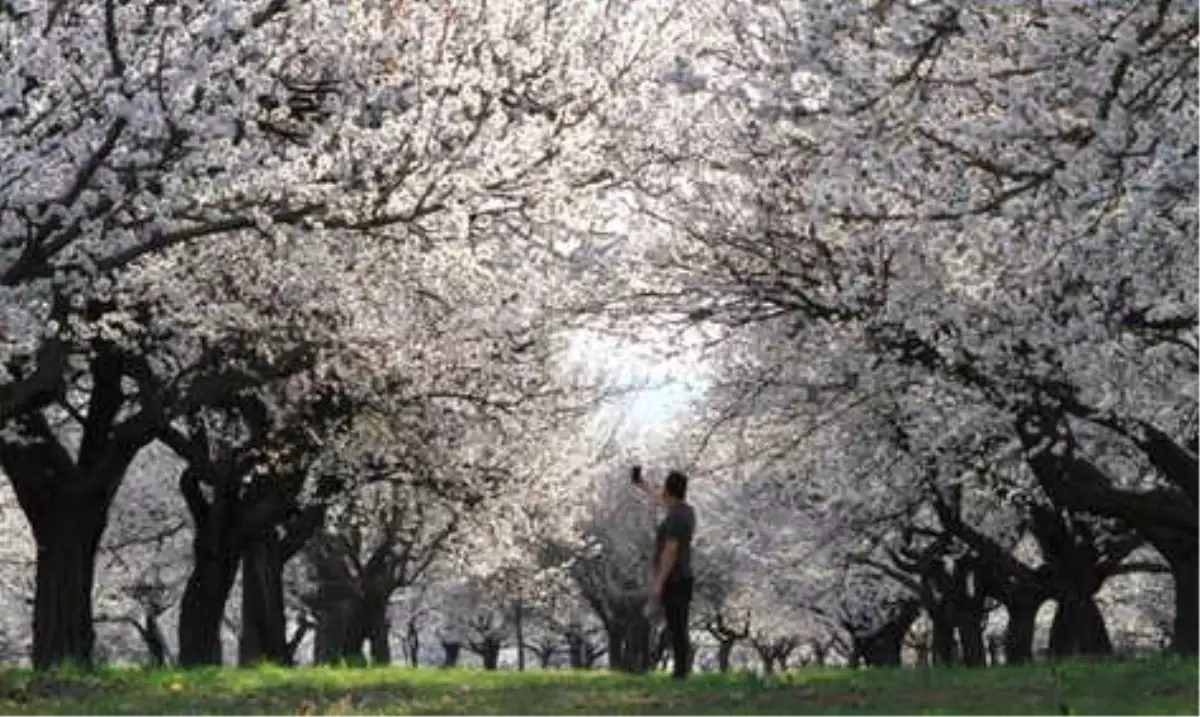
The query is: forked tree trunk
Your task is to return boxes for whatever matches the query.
[0,362,142,670]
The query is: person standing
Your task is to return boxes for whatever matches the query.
[632,466,697,679]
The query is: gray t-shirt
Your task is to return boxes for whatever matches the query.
[654,504,696,584]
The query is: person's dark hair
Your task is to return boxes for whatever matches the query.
[664,470,688,500]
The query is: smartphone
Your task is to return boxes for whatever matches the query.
[630,465,643,485]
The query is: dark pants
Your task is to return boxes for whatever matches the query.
[662,578,693,678]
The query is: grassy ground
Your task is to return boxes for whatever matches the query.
[0,658,1193,715]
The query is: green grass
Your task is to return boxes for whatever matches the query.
[0,658,1193,715]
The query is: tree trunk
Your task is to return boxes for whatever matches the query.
[1003,599,1040,665]
[441,641,461,668]
[404,619,420,667]
[312,595,377,666]
[651,625,670,669]
[239,534,289,666]
[1,431,129,670]
[914,640,931,668]
[1049,593,1112,658]
[368,604,391,666]
[854,600,920,667]
[777,649,792,672]
[477,639,501,670]
[314,607,356,664]
[717,640,734,673]
[606,609,651,673]
[139,612,170,667]
[957,619,987,668]
[1168,547,1198,655]
[178,552,239,666]
[757,648,776,675]
[567,629,586,669]
[31,517,106,670]
[514,599,525,671]
[930,615,956,667]
[811,641,828,668]
[177,464,242,668]
[605,624,624,671]
[584,645,604,668]
[287,619,311,665]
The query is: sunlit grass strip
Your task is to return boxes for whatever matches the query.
[0,657,1193,715]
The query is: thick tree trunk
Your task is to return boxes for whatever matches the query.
[606,609,651,673]
[1049,593,1112,658]
[1,416,132,669]
[853,601,920,667]
[441,641,461,668]
[178,553,239,666]
[239,534,289,666]
[1168,547,1198,655]
[1122,528,1199,655]
[605,624,624,671]
[476,639,501,670]
[180,513,240,667]
[313,602,367,666]
[368,604,391,666]
[177,463,242,668]
[311,588,396,667]
[957,618,987,668]
[1003,600,1041,665]
[930,614,956,667]
[31,517,105,670]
